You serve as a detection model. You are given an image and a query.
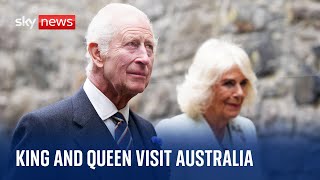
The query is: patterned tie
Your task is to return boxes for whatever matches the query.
[111,112,133,150]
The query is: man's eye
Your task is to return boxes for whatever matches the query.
[127,42,139,47]
[146,44,154,51]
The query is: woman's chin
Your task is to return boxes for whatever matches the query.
[226,112,240,120]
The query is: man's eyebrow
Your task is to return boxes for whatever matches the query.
[145,39,154,44]
[122,35,136,41]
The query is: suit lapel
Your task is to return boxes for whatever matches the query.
[128,113,145,150]
[71,88,156,151]
[129,111,156,150]
[131,111,171,180]
[70,89,164,180]
[71,88,117,150]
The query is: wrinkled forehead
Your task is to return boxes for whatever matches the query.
[114,15,153,35]
[112,17,155,45]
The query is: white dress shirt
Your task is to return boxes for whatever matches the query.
[83,78,129,138]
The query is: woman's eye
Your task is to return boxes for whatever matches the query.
[224,81,235,87]
[240,80,248,87]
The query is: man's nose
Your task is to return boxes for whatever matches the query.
[135,45,150,65]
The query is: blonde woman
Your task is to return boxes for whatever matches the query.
[157,39,258,150]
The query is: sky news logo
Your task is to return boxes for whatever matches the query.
[15,15,76,30]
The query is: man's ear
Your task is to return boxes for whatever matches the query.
[88,43,104,68]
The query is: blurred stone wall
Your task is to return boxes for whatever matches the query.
[0,0,320,179]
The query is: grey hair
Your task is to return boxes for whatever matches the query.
[177,39,258,119]
[84,3,156,77]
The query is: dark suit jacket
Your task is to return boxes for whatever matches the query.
[8,88,169,180]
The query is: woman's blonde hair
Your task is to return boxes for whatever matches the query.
[177,39,257,119]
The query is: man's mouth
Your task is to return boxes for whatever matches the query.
[127,71,147,77]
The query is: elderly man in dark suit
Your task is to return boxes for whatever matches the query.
[9,3,168,180]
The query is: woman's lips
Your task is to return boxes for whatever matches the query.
[226,103,241,109]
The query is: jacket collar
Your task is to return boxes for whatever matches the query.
[71,87,117,150]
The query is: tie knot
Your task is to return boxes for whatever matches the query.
[112,112,126,125]
[111,112,132,150]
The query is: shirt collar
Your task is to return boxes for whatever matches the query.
[83,78,129,122]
